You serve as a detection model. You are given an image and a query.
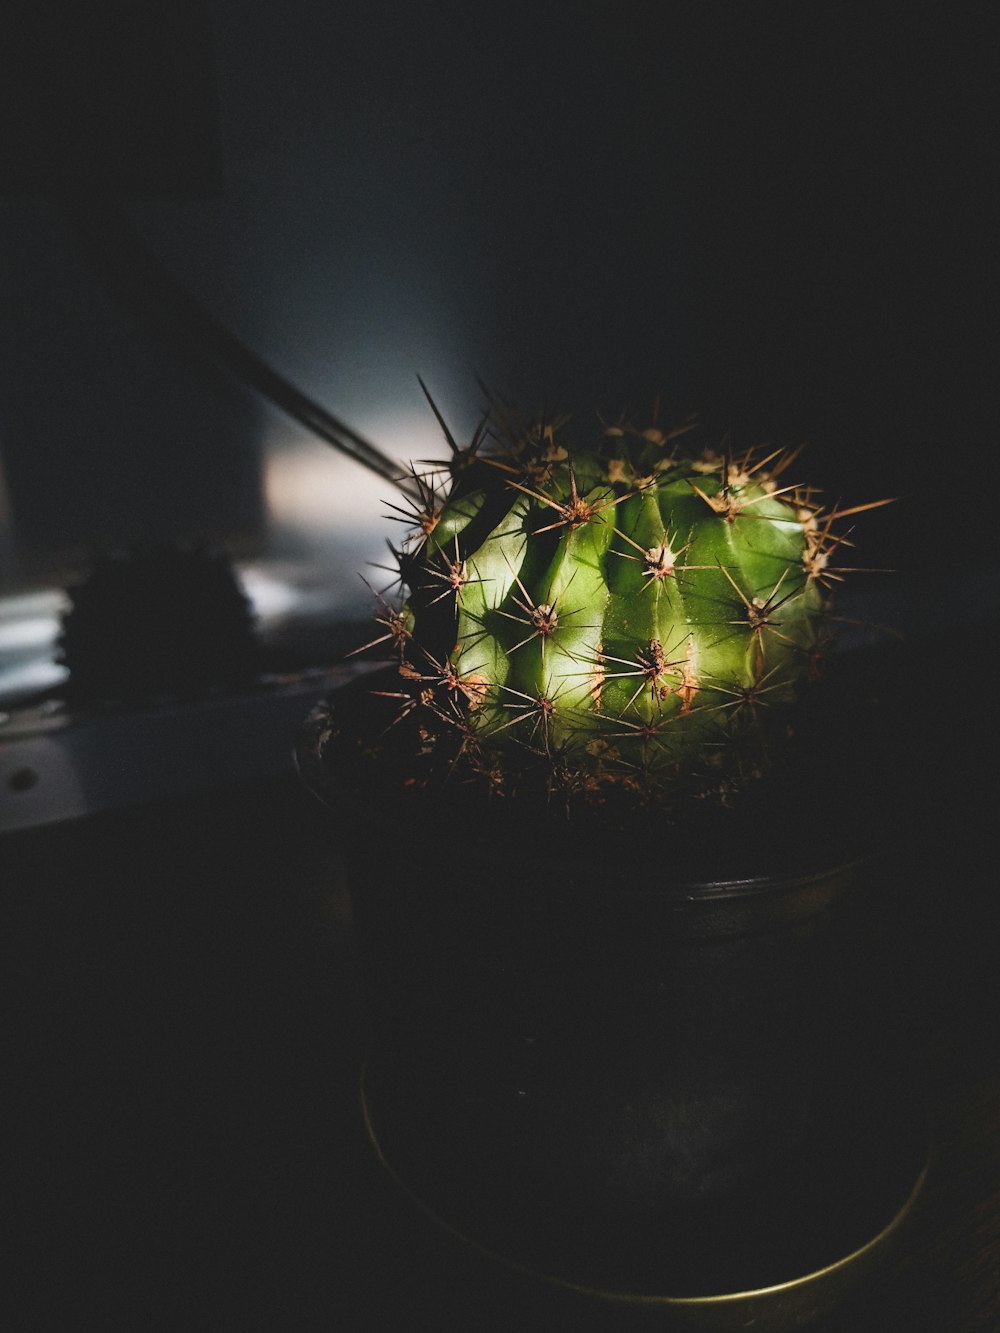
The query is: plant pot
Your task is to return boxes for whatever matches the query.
[298,658,929,1327]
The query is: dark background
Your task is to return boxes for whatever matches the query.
[0,3,994,587]
[3,6,999,1331]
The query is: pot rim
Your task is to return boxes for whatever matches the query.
[296,687,887,901]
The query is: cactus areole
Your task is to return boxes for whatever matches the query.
[340,396,869,822]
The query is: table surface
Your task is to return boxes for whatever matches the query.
[4,774,999,1331]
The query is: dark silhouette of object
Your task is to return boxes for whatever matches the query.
[59,543,258,703]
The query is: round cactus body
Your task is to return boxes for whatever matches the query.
[361,401,852,810]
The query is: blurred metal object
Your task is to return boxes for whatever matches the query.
[0,557,377,832]
[63,197,411,492]
[0,664,370,834]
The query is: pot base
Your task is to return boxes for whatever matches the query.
[360,1067,928,1331]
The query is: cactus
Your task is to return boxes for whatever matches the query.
[352,390,879,811]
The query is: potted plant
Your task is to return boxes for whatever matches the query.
[298,394,926,1327]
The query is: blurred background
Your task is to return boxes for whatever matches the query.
[4,12,1000,1329]
[0,1,995,779]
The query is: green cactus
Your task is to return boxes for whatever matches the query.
[354,390,873,810]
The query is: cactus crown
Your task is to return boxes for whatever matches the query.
[350,390,872,814]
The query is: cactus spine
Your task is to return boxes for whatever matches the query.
[358,392,867,810]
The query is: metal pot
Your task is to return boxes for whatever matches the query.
[297,662,928,1323]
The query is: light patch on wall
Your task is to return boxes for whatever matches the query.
[262,409,450,535]
[236,565,301,622]
[264,446,391,532]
